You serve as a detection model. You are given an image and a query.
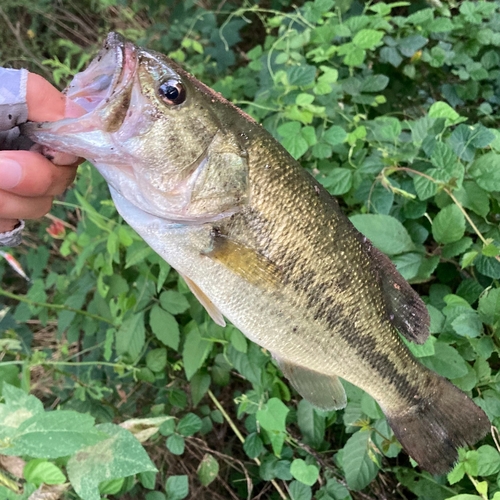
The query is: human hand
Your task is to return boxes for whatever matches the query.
[0,72,84,234]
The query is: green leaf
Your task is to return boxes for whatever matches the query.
[428,102,466,126]
[278,121,309,159]
[116,312,145,360]
[23,459,66,486]
[451,312,483,338]
[370,117,401,142]
[0,384,44,439]
[4,411,106,459]
[477,444,500,476]
[446,496,483,500]
[243,433,264,459]
[441,236,472,259]
[432,204,465,244]
[403,334,436,358]
[289,480,312,500]
[182,328,212,380]
[475,255,500,279]
[428,17,453,33]
[256,398,289,433]
[146,492,166,500]
[469,152,500,192]
[67,423,157,500]
[197,454,219,486]
[229,327,247,353]
[166,434,185,455]
[125,244,153,269]
[413,174,437,200]
[99,478,124,495]
[159,290,190,315]
[349,214,415,255]
[320,168,352,195]
[146,348,167,373]
[190,372,211,406]
[256,398,289,456]
[150,305,180,351]
[159,418,176,436]
[392,252,423,281]
[359,74,389,93]
[166,475,189,500]
[360,393,382,419]
[286,65,317,86]
[478,288,500,325]
[290,459,319,486]
[177,413,202,436]
[420,342,469,378]
[342,430,379,490]
[297,400,325,448]
[296,93,314,106]
[431,142,460,172]
[449,124,495,162]
[352,29,384,49]
[447,462,465,485]
[140,470,157,490]
[323,125,347,146]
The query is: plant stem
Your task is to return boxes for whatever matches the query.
[207,390,289,500]
[0,289,114,325]
[383,166,500,263]
[0,470,18,492]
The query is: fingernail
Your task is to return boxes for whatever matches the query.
[0,159,23,189]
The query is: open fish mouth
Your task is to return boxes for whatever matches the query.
[65,32,136,114]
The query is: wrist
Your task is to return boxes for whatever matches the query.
[0,219,19,233]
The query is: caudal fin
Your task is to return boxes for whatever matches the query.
[386,375,490,474]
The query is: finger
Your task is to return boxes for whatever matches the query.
[0,151,77,197]
[0,219,19,233]
[0,191,53,220]
[27,73,85,122]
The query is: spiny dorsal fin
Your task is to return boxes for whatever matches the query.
[361,238,430,344]
[275,356,347,411]
[180,273,226,327]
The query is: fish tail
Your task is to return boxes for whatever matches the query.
[385,374,490,474]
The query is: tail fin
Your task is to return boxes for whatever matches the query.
[386,375,490,474]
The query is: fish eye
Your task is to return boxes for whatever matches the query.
[158,80,186,105]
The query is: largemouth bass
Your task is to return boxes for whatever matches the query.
[24,33,489,474]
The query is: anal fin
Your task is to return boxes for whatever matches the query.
[275,357,347,411]
[180,273,226,327]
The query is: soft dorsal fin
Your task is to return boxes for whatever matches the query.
[362,238,430,344]
[275,356,347,411]
[180,273,226,327]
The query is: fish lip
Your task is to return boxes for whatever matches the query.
[63,31,137,115]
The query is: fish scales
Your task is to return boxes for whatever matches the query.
[222,129,423,406]
[22,32,490,474]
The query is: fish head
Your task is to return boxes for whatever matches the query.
[24,32,250,222]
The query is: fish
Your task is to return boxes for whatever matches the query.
[22,32,490,474]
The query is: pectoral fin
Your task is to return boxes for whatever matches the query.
[275,357,347,411]
[180,273,226,327]
[203,231,281,288]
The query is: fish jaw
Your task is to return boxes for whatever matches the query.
[22,33,147,164]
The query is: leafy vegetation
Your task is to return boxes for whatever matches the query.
[1,0,500,498]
